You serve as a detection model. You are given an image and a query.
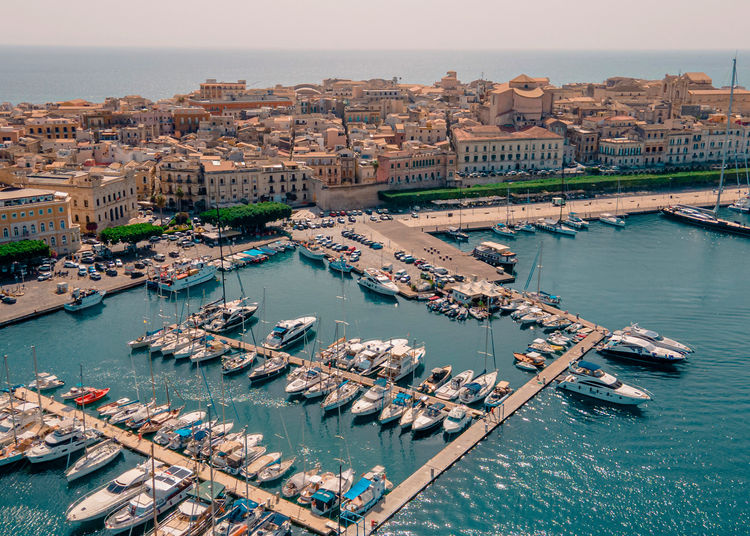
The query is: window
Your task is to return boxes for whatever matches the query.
[2,228,7,238]
[40,223,45,232]
[30,224,36,234]
[49,221,54,230]
[50,236,56,246]
[59,207,63,213]
[47,208,52,214]
[60,220,65,229]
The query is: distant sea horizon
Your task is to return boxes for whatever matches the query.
[1,46,748,105]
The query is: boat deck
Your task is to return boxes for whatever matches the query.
[12,387,336,536]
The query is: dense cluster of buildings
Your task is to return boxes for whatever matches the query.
[2,69,750,255]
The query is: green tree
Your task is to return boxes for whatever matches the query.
[0,240,50,266]
[199,202,292,235]
[99,223,163,246]
[155,194,166,225]
[175,187,184,212]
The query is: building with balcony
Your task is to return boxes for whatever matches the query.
[598,138,644,168]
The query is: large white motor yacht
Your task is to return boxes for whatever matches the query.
[557,361,651,405]
[357,269,399,296]
[263,316,316,350]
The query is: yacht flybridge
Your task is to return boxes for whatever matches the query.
[557,361,651,405]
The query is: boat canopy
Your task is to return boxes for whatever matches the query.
[311,489,337,505]
[188,480,225,502]
[374,377,388,388]
[463,383,481,394]
[344,477,372,501]
[578,361,601,371]
[428,402,446,411]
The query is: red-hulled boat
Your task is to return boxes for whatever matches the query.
[75,388,110,406]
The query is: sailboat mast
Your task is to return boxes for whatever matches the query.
[537,243,543,294]
[216,205,226,305]
[715,57,737,213]
[31,346,43,425]
[3,355,17,445]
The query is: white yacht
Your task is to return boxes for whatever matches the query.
[729,193,750,213]
[156,259,217,293]
[340,466,389,522]
[202,297,259,333]
[351,378,391,416]
[557,361,651,405]
[104,465,194,534]
[357,269,399,296]
[599,334,687,364]
[443,405,472,434]
[321,381,361,412]
[621,323,692,354]
[28,372,64,391]
[263,316,317,350]
[435,370,475,401]
[458,370,498,405]
[353,339,407,375]
[285,367,327,395]
[0,402,41,444]
[378,392,413,425]
[378,344,425,382]
[26,423,100,464]
[189,339,229,363]
[64,288,105,312]
[65,438,122,482]
[599,213,626,227]
[66,460,164,523]
[298,241,327,261]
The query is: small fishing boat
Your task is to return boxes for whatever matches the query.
[64,288,105,312]
[298,241,327,261]
[443,405,471,434]
[65,438,122,482]
[61,385,93,400]
[417,365,452,395]
[446,227,469,241]
[257,457,295,483]
[378,392,413,425]
[309,468,355,517]
[340,466,389,521]
[221,352,256,374]
[399,396,428,430]
[412,402,447,433]
[514,351,546,367]
[564,212,589,229]
[599,212,626,227]
[28,372,64,391]
[329,255,354,274]
[484,380,513,409]
[515,221,536,233]
[492,222,516,238]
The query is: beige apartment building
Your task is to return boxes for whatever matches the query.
[452,125,563,174]
[598,138,644,168]
[0,187,80,255]
[14,169,137,232]
[25,117,78,140]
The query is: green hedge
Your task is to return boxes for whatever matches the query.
[379,168,748,206]
[99,223,164,245]
[0,240,50,266]
[200,202,292,234]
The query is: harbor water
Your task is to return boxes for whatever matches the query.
[1,211,749,535]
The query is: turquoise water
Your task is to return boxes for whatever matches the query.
[0,48,747,104]
[1,212,749,535]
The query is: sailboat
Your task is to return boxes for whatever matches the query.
[662,57,750,236]
[493,186,517,238]
[523,244,562,306]
[447,186,469,241]
[599,180,626,227]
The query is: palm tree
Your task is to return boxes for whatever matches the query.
[155,194,166,225]
[175,187,184,213]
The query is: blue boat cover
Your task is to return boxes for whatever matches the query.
[374,377,387,387]
[579,361,601,371]
[311,489,337,504]
[463,383,481,393]
[344,477,372,501]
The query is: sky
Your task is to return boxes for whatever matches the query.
[3,0,749,50]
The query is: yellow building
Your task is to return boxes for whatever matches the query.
[0,187,81,255]
[24,117,79,140]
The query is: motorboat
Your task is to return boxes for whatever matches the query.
[484,381,513,409]
[548,332,572,347]
[26,423,100,464]
[65,438,123,482]
[514,351,545,368]
[282,465,320,498]
[0,402,41,444]
[528,338,563,355]
[434,370,475,401]
[443,405,471,434]
[109,401,155,426]
[143,480,228,536]
[244,512,291,536]
[620,323,692,354]
[515,360,539,371]
[221,352,256,374]
[298,241,327,261]
[446,227,469,241]
[104,465,194,534]
[263,316,317,350]
[240,451,282,480]
[492,222,516,238]
[378,392,413,425]
[28,372,64,391]
[202,298,259,334]
[75,387,110,406]
[515,221,536,233]
[378,345,425,382]
[340,466,389,521]
[321,381,361,412]
[66,459,164,523]
[329,255,354,273]
[511,304,538,320]
[64,288,105,312]
[97,398,132,416]
[417,365,452,395]
[458,370,498,405]
[412,402,447,433]
[138,408,182,435]
[128,328,167,350]
[398,396,428,430]
[285,367,327,394]
[309,468,355,517]
[533,218,577,236]
[599,213,626,227]
[202,498,265,536]
[357,269,399,296]
[248,355,289,383]
[728,193,750,213]
[598,334,687,364]
[351,378,391,416]
[520,310,550,326]
[525,290,562,307]
[564,212,589,229]
[61,385,93,400]
[557,360,651,405]
[257,457,295,483]
[124,403,169,430]
[155,259,218,293]
[189,339,229,363]
[541,315,572,330]
[351,339,396,375]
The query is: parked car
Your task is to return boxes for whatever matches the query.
[114,259,123,268]
[37,273,51,281]
[169,251,180,258]
[106,268,118,277]
[130,271,144,279]
[77,267,88,277]
[153,253,166,262]
[89,271,101,280]
[134,261,146,269]
[63,260,78,269]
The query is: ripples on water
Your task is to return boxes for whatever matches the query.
[1,213,749,535]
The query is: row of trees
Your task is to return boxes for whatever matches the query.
[0,240,50,266]
[199,202,291,234]
[99,223,164,245]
